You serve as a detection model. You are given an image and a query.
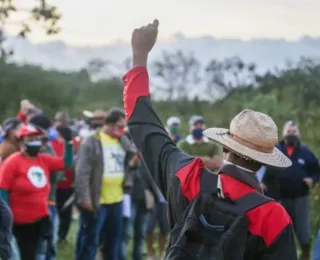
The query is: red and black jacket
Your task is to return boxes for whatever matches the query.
[123,67,297,260]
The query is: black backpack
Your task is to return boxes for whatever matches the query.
[165,174,273,260]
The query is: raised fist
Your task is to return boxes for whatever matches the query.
[131,19,159,57]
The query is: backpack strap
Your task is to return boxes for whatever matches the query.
[199,168,274,215]
[200,169,219,195]
[235,192,274,213]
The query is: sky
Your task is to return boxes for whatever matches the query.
[5,0,320,46]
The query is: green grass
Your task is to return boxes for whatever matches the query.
[57,221,78,260]
[56,221,154,259]
[57,219,316,259]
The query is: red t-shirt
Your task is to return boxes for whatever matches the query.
[0,152,64,224]
[286,146,294,157]
[51,137,79,189]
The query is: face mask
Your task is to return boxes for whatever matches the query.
[169,126,178,135]
[91,122,103,129]
[24,140,41,157]
[110,127,126,138]
[192,128,204,139]
[284,134,299,146]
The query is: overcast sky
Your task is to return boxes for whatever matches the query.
[6,0,320,46]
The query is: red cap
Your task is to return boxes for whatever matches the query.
[16,124,41,138]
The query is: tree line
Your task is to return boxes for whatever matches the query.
[86,51,257,101]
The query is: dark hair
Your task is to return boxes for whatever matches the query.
[2,118,21,138]
[223,148,263,172]
[29,113,52,131]
[105,108,125,125]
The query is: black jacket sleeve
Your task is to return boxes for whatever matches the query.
[139,163,161,202]
[123,67,199,220]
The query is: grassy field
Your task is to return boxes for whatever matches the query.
[57,218,313,259]
[56,220,151,259]
[57,221,78,260]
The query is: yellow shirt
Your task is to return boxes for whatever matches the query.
[100,132,125,204]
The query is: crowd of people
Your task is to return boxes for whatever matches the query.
[0,20,320,260]
[0,99,173,260]
[0,97,319,260]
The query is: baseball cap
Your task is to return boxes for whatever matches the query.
[29,113,52,132]
[166,116,181,127]
[188,115,204,125]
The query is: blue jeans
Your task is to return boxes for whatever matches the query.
[36,205,59,260]
[313,229,320,260]
[56,188,73,241]
[146,202,170,234]
[76,202,123,260]
[120,199,149,260]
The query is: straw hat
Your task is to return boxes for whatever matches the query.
[92,110,107,119]
[203,109,292,168]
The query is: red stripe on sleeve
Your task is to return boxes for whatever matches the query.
[175,158,204,201]
[123,67,150,121]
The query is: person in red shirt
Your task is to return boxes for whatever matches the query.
[0,124,70,260]
[51,126,79,243]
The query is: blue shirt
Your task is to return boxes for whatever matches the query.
[256,166,266,182]
[48,127,59,141]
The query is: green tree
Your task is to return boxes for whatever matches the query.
[0,0,61,58]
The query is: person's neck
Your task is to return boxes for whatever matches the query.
[194,138,203,144]
[223,160,255,173]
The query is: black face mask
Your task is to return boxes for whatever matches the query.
[284,134,300,146]
[23,141,41,157]
[91,122,103,130]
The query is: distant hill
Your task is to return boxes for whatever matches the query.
[5,34,320,76]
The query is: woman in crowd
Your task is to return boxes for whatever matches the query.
[0,124,72,260]
[0,118,21,163]
[29,113,75,260]
[0,118,22,260]
[52,125,79,244]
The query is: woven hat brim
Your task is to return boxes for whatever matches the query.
[203,128,292,168]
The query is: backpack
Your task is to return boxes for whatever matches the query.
[165,173,273,260]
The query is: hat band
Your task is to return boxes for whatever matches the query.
[231,133,273,153]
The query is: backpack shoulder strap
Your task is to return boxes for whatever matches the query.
[200,169,218,195]
[235,192,274,213]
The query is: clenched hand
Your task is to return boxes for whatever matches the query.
[131,19,159,67]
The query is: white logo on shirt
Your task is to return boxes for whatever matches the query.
[102,144,125,177]
[27,166,47,188]
[298,158,305,165]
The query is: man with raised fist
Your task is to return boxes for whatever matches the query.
[123,20,297,260]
